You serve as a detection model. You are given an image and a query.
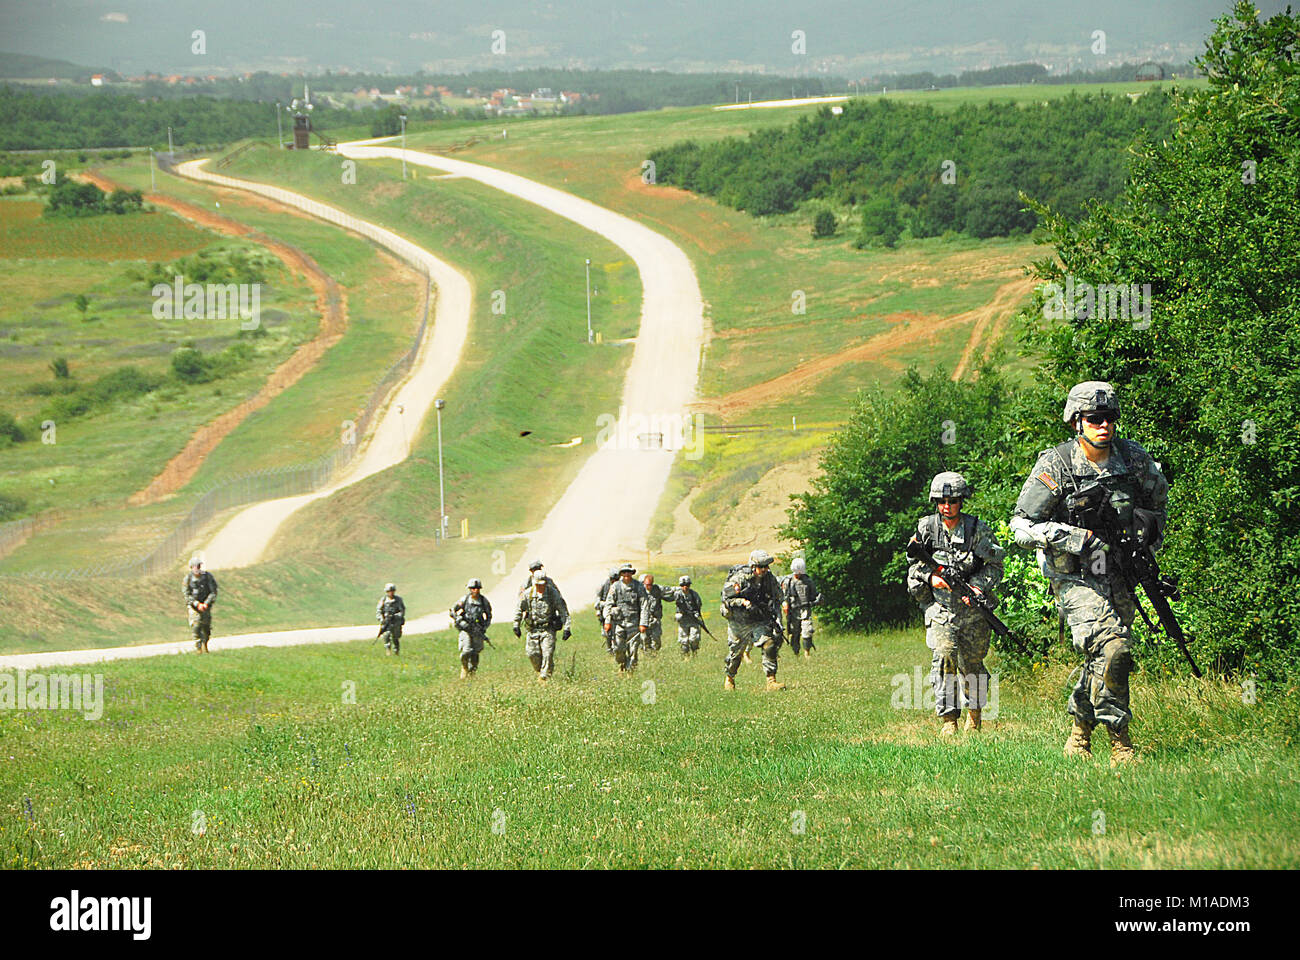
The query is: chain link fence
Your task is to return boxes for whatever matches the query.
[1,149,433,580]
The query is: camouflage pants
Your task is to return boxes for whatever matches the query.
[379,619,403,651]
[787,613,815,652]
[677,621,701,653]
[1057,578,1137,731]
[925,606,991,717]
[644,618,663,652]
[525,629,557,679]
[458,629,484,671]
[725,619,780,678]
[188,607,212,646]
[610,621,642,671]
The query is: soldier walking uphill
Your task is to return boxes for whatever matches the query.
[782,557,821,659]
[602,562,649,674]
[594,567,618,653]
[452,578,492,678]
[641,573,671,655]
[1010,381,1168,765]
[514,571,570,683]
[721,549,787,692]
[183,556,218,654]
[376,582,406,655]
[518,558,570,624]
[905,473,1004,735]
[666,575,706,657]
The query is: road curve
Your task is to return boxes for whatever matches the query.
[1,140,705,668]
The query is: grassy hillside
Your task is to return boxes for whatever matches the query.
[3,593,1291,869]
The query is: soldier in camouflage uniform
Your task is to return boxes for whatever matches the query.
[641,573,670,655]
[452,578,492,678]
[514,571,570,682]
[602,562,649,674]
[594,567,618,653]
[906,473,1004,735]
[721,549,786,691]
[183,556,218,653]
[1010,381,1168,765]
[782,557,821,659]
[666,574,706,657]
[376,582,406,655]
[518,558,570,624]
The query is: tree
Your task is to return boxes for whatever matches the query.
[49,356,70,379]
[854,196,901,248]
[811,208,837,238]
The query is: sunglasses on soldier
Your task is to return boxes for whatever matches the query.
[1083,411,1118,425]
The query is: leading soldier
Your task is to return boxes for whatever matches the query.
[376,582,406,655]
[720,549,786,691]
[452,578,492,678]
[183,556,218,654]
[906,473,1004,735]
[1009,381,1168,765]
[514,571,570,683]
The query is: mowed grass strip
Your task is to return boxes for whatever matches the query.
[2,597,1292,869]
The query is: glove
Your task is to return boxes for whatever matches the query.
[512,624,522,638]
[561,627,571,641]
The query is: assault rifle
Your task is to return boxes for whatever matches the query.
[450,605,496,648]
[1065,480,1201,677]
[906,537,1010,636]
[679,595,718,642]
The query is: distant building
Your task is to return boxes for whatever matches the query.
[90,74,105,86]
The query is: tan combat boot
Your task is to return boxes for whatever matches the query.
[1107,725,1138,766]
[765,677,787,691]
[1063,721,1093,758]
[802,648,812,659]
[965,709,982,732]
[723,675,736,691]
[939,714,960,736]
[742,649,753,664]
[459,664,469,680]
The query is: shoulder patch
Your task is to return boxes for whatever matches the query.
[1036,472,1060,493]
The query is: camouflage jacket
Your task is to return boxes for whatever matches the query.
[518,574,569,623]
[906,512,1004,613]
[183,571,218,610]
[515,588,570,633]
[781,574,820,614]
[1010,437,1167,584]
[666,586,704,625]
[720,564,782,625]
[452,593,491,634]
[643,582,670,621]
[377,594,406,625]
[594,576,617,620]
[602,578,650,628]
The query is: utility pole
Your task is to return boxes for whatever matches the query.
[149,147,155,192]
[399,113,407,180]
[276,101,283,147]
[435,398,447,538]
[167,126,173,159]
[585,258,592,343]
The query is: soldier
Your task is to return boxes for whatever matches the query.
[782,557,821,659]
[376,582,406,655]
[602,562,649,674]
[452,578,492,678]
[906,473,1004,735]
[1010,381,1167,765]
[641,573,670,655]
[514,570,570,683]
[595,567,618,653]
[720,549,786,691]
[666,574,706,657]
[518,558,570,624]
[183,556,218,654]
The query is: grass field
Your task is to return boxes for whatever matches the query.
[4,580,1292,869]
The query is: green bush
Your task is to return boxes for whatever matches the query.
[0,412,26,445]
[170,346,212,383]
[854,197,902,248]
[811,208,837,238]
[41,365,165,422]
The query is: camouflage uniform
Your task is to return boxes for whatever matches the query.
[906,513,1004,717]
[595,572,618,653]
[518,572,570,624]
[183,569,218,648]
[602,578,650,672]
[642,581,670,653]
[514,588,569,680]
[452,592,492,673]
[781,573,820,654]
[1010,437,1167,733]
[721,564,785,681]
[376,592,406,653]
[666,585,705,654]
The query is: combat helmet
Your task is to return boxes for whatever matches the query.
[466,578,482,589]
[1062,381,1119,425]
[678,575,692,586]
[618,562,636,575]
[790,557,807,575]
[929,472,971,501]
[748,549,774,567]
[385,582,397,592]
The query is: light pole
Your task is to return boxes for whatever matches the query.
[585,258,592,343]
[435,398,447,538]
[149,147,155,192]
[167,126,173,159]
[399,114,407,180]
[276,101,283,147]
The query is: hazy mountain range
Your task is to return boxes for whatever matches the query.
[2,0,1285,78]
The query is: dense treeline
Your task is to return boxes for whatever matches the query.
[783,3,1300,680]
[649,91,1174,240]
[865,60,1195,91]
